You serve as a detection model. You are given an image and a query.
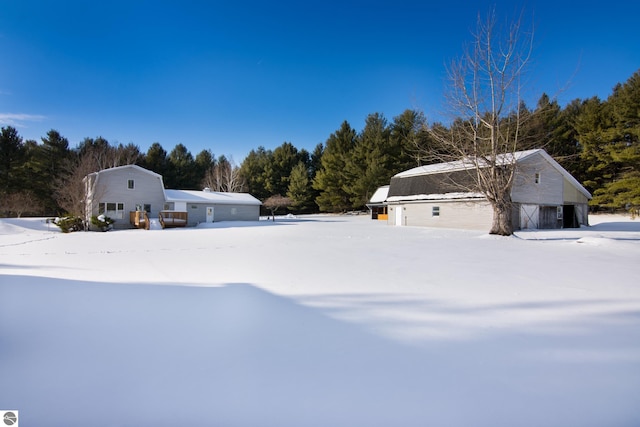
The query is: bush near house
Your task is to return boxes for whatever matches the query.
[53,216,84,233]
[91,215,115,231]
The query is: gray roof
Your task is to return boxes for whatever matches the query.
[384,149,591,202]
[165,189,262,205]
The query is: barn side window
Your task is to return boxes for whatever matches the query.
[432,206,440,217]
[127,179,135,189]
[534,173,541,184]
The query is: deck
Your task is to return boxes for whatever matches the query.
[129,211,150,230]
[159,211,188,228]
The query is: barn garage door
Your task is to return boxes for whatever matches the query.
[540,206,562,229]
[520,205,539,229]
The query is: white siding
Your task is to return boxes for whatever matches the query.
[512,153,563,205]
[91,166,166,229]
[388,200,493,230]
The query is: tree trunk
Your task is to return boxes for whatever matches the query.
[489,200,513,236]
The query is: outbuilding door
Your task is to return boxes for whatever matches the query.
[395,205,403,226]
[206,206,214,223]
[520,205,539,229]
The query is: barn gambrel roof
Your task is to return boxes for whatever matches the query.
[385,149,591,203]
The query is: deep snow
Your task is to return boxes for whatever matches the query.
[1,214,639,426]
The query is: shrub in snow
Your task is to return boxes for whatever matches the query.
[54,216,84,233]
[91,215,115,231]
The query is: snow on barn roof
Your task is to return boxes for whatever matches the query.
[165,189,262,205]
[392,149,591,200]
[386,192,485,203]
[368,185,389,204]
[394,149,541,178]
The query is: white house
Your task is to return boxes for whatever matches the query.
[85,165,261,230]
[373,149,591,230]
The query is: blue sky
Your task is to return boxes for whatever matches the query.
[1,1,639,162]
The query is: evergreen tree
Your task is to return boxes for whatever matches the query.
[0,126,26,198]
[143,142,168,180]
[265,142,303,196]
[239,146,272,200]
[166,143,197,189]
[194,149,215,188]
[287,161,315,212]
[345,113,393,209]
[29,130,72,214]
[313,121,356,212]
[575,96,615,194]
[588,70,640,210]
[389,109,430,169]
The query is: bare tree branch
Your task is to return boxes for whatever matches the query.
[428,8,535,235]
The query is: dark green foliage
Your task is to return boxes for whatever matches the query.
[165,143,198,189]
[142,142,169,178]
[54,216,84,233]
[91,215,115,231]
[27,130,73,215]
[313,121,356,212]
[239,146,272,200]
[575,70,640,209]
[0,126,26,207]
[287,162,315,212]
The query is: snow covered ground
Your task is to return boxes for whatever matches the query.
[1,214,639,426]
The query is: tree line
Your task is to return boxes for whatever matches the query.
[1,69,639,218]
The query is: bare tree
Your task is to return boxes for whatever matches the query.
[263,194,292,221]
[428,9,534,235]
[54,151,102,229]
[2,191,42,217]
[202,157,245,192]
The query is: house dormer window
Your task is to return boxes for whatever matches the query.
[534,173,541,184]
[128,179,135,189]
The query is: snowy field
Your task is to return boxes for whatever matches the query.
[1,213,639,427]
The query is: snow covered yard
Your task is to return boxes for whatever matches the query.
[1,214,639,427]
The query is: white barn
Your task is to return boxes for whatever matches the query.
[378,149,591,230]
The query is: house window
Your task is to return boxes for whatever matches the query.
[127,179,135,189]
[534,173,541,184]
[432,206,440,217]
[99,202,125,219]
[144,204,151,214]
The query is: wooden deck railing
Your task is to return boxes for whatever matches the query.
[129,211,150,230]
[159,211,188,229]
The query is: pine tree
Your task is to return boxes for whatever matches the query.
[345,113,393,209]
[313,121,356,212]
[239,146,272,200]
[143,142,168,179]
[588,70,640,210]
[287,161,314,212]
[29,129,72,214]
[0,126,26,197]
[166,144,198,189]
[389,109,429,169]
